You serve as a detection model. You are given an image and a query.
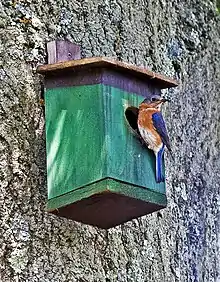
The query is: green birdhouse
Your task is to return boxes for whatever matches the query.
[37,40,177,229]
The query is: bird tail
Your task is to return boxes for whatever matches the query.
[155,145,165,183]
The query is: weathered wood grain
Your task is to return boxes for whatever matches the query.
[44,68,161,97]
[47,40,81,64]
[37,57,178,89]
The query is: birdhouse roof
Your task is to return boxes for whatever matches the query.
[37,57,178,89]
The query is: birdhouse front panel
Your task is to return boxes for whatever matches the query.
[37,57,178,229]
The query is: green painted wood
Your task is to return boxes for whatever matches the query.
[45,84,165,202]
[47,178,167,212]
[102,85,165,194]
[45,84,107,199]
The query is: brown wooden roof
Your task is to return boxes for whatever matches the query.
[37,57,178,89]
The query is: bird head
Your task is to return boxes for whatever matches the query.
[139,95,170,110]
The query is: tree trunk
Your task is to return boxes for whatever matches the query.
[0,1,219,281]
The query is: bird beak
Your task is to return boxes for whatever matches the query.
[154,98,167,106]
[151,97,170,109]
[160,97,170,103]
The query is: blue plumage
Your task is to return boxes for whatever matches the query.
[152,112,171,152]
[152,112,171,182]
[156,145,165,183]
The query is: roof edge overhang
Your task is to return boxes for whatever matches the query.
[37,57,178,89]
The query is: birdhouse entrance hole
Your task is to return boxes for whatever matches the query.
[125,106,139,132]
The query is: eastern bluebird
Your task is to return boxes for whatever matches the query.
[138,96,171,183]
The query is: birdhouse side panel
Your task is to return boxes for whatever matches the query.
[45,84,108,199]
[102,85,165,193]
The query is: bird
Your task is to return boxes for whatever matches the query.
[137,96,171,183]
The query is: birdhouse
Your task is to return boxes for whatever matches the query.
[37,40,178,229]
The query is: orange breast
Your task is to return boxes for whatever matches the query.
[138,108,162,147]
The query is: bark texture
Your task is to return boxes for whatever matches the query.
[0,1,219,281]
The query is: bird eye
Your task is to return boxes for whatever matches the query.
[151,97,157,101]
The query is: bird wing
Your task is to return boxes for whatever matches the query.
[152,112,171,151]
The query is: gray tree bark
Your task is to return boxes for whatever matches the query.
[0,0,219,281]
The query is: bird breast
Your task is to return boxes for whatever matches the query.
[138,108,163,153]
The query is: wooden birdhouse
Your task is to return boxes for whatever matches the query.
[37,40,178,229]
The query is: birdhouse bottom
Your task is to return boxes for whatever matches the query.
[48,178,166,229]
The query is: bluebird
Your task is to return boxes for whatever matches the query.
[138,96,171,183]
